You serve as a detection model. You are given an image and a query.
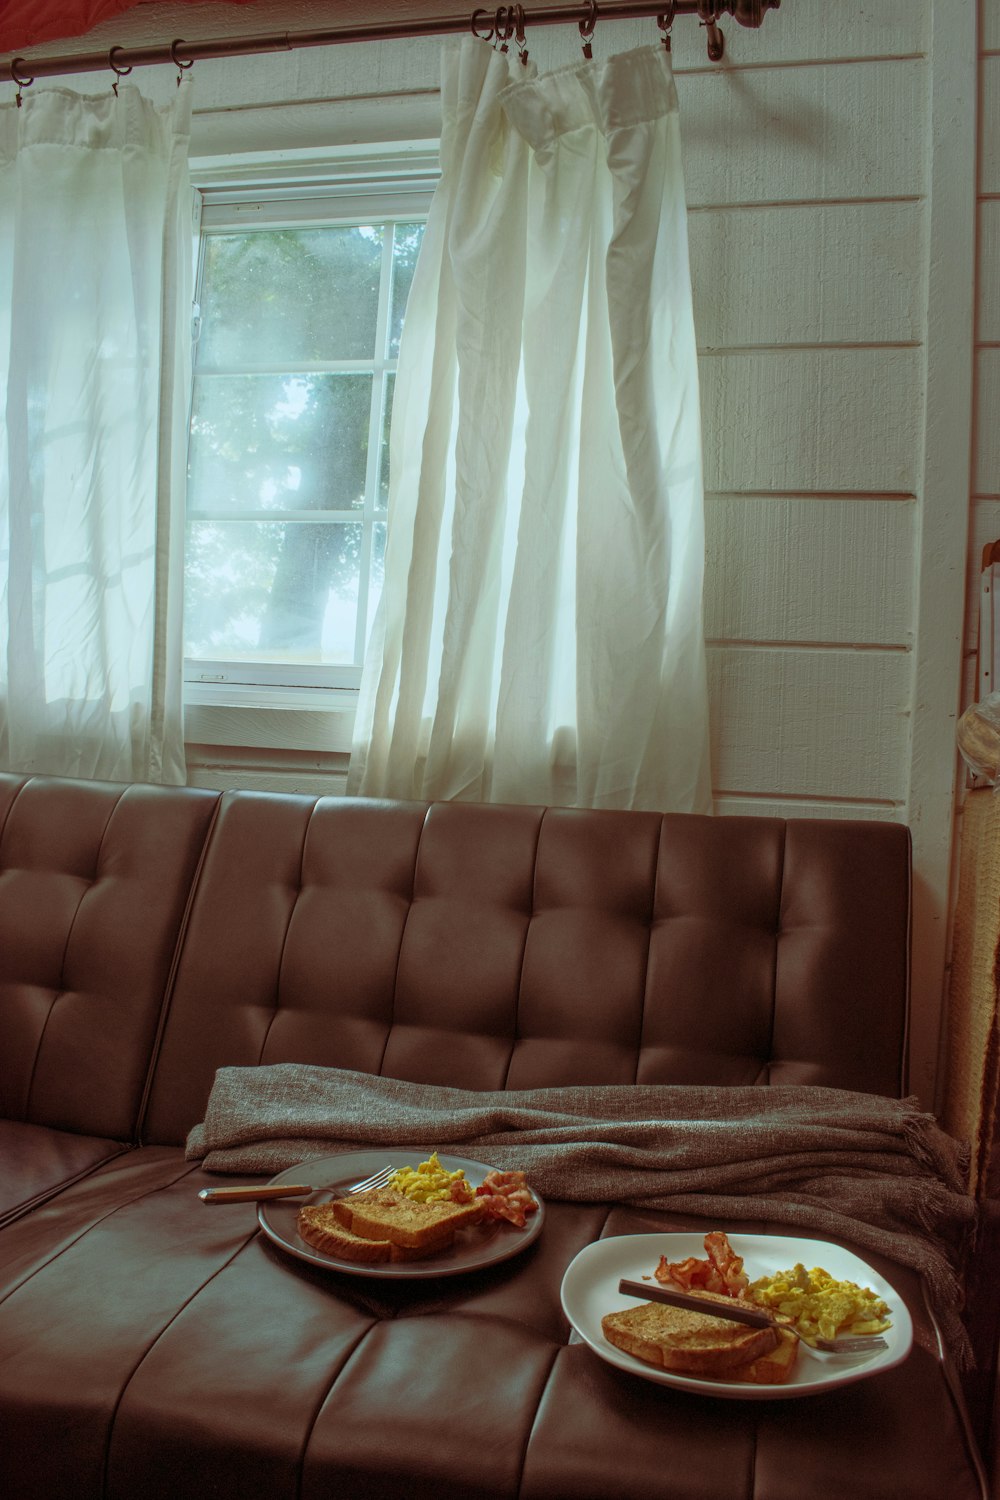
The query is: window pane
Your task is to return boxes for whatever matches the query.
[185,519,365,664]
[185,201,427,691]
[188,373,372,514]
[199,226,384,365]
[388,223,424,356]
[367,522,387,641]
[379,373,394,506]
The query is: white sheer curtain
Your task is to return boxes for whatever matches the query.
[0,83,192,784]
[349,38,711,813]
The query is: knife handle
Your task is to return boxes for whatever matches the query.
[198,1184,312,1204]
[617,1278,774,1329]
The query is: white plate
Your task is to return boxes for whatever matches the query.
[560,1232,913,1400]
[258,1149,544,1279]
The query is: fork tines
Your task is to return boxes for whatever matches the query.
[348,1165,395,1194]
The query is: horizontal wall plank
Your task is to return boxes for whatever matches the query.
[982,55,1000,195]
[986,0,1000,53]
[690,201,925,348]
[980,200,1000,344]
[700,348,921,493]
[708,645,910,801]
[975,349,1000,495]
[712,794,904,822]
[705,495,915,645]
[677,59,926,208]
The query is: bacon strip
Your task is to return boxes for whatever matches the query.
[475,1169,538,1228]
[654,1231,749,1297]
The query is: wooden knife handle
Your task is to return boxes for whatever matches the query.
[198,1183,312,1203]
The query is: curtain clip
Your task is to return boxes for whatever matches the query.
[657,4,676,53]
[109,46,133,98]
[579,0,598,59]
[513,4,529,65]
[170,39,194,87]
[493,6,515,54]
[10,58,34,108]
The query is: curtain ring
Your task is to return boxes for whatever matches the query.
[657,4,676,52]
[109,46,132,98]
[513,4,529,65]
[471,9,495,42]
[10,58,34,109]
[170,38,194,86]
[579,1,598,59]
[493,6,515,53]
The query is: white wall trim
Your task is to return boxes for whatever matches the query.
[908,0,978,1108]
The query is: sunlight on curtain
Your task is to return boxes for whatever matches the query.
[0,83,192,783]
[349,38,711,813]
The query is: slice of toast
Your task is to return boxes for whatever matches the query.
[601,1300,779,1377]
[297,1204,444,1263]
[726,1327,799,1385]
[336,1188,484,1250]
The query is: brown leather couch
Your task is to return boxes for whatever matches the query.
[0,772,991,1499]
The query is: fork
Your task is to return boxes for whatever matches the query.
[617,1279,890,1355]
[198,1164,395,1205]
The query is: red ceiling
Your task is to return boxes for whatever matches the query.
[0,2,259,56]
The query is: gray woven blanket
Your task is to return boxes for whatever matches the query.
[186,1064,976,1364]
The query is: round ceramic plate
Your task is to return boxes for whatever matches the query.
[258,1149,544,1279]
[561,1231,913,1400]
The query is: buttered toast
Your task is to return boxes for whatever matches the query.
[332,1188,484,1249]
[297,1204,443,1263]
[298,1187,485,1263]
[727,1327,799,1384]
[601,1299,781,1378]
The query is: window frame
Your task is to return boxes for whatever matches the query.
[184,148,437,713]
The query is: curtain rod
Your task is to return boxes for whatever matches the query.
[5,2,780,86]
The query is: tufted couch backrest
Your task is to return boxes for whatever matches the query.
[140,793,912,1145]
[0,774,220,1139]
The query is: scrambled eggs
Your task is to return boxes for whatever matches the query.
[749,1264,891,1344]
[388,1153,473,1203]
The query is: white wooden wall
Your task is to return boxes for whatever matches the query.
[20,0,985,1106]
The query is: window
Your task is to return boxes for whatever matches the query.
[184,159,434,705]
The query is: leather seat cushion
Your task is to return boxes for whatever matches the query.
[0,1152,983,1500]
[0,1120,128,1227]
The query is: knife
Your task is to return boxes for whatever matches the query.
[198,1183,313,1203]
[617,1278,777,1330]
